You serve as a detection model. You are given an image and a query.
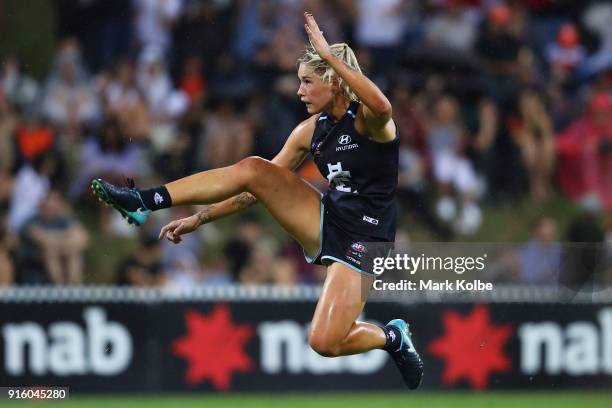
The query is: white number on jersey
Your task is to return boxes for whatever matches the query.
[326,162,352,192]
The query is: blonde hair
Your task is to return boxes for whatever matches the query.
[297,43,362,102]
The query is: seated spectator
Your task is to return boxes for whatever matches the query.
[178,55,206,106]
[0,216,14,285]
[545,23,586,82]
[519,216,561,285]
[423,2,477,52]
[17,190,89,285]
[557,92,612,209]
[474,3,525,82]
[393,86,452,239]
[133,0,182,54]
[1,55,39,112]
[157,206,205,286]
[42,39,100,140]
[508,89,555,201]
[563,203,606,290]
[100,59,149,141]
[136,47,188,153]
[222,215,297,285]
[426,95,482,235]
[69,118,144,199]
[0,87,17,174]
[199,100,254,169]
[353,0,411,75]
[14,110,56,166]
[8,152,59,233]
[115,235,166,286]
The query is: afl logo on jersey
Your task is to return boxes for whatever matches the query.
[338,134,352,145]
[351,242,367,253]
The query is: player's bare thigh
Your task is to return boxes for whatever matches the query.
[241,157,322,256]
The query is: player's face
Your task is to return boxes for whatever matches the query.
[297,63,334,114]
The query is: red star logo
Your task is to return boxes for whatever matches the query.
[172,305,254,390]
[428,305,512,390]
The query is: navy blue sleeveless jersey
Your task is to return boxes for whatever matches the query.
[310,101,399,241]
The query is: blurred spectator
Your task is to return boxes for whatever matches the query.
[100,59,150,141]
[42,39,100,140]
[178,55,206,106]
[474,2,529,87]
[0,93,13,211]
[508,89,555,202]
[199,100,254,169]
[562,203,606,290]
[557,91,612,209]
[519,216,561,284]
[164,251,204,288]
[136,46,188,152]
[158,207,203,285]
[0,217,14,286]
[153,128,196,181]
[354,0,412,74]
[14,112,56,167]
[424,2,477,52]
[222,215,297,285]
[468,97,498,198]
[8,152,60,233]
[133,0,183,55]
[393,86,452,239]
[17,190,88,284]
[69,119,144,199]
[116,235,166,286]
[545,23,586,81]
[426,95,482,235]
[582,2,612,55]
[0,84,17,174]
[55,0,133,72]
[1,56,39,111]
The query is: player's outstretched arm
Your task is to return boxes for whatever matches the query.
[158,192,258,244]
[159,118,314,244]
[304,12,392,128]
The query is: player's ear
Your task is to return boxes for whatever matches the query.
[330,76,341,93]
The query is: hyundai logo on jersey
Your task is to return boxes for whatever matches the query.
[338,135,352,145]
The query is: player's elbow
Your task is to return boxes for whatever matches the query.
[370,100,392,119]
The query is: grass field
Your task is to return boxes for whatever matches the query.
[11,392,612,408]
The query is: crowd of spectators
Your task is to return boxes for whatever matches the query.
[0,0,611,287]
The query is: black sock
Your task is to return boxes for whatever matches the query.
[382,325,402,352]
[140,186,173,211]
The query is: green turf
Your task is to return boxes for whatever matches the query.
[11,392,612,408]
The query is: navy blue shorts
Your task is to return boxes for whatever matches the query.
[304,199,392,277]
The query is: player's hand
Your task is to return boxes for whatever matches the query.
[158,215,200,244]
[304,12,331,61]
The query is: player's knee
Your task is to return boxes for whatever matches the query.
[235,156,268,187]
[308,330,342,357]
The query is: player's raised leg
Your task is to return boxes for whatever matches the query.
[92,156,322,255]
[308,262,423,389]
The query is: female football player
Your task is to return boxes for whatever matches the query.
[93,12,422,388]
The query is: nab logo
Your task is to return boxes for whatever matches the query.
[338,135,351,145]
